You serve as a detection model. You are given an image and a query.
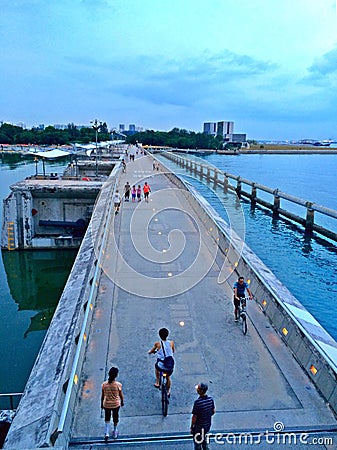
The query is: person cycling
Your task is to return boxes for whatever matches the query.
[148,328,175,396]
[233,276,253,322]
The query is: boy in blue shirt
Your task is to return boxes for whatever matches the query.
[233,276,253,322]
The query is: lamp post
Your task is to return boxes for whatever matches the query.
[90,119,101,178]
[34,157,38,176]
[42,157,46,177]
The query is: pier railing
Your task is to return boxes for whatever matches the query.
[54,165,121,444]
[163,152,337,242]
[0,393,22,411]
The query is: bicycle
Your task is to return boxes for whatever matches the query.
[159,369,169,417]
[237,296,248,335]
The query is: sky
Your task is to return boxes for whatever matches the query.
[1,0,337,141]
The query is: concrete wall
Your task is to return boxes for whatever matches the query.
[162,164,337,418]
[2,182,102,250]
[3,168,120,450]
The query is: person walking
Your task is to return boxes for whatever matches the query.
[131,185,136,202]
[129,146,136,161]
[233,276,253,322]
[148,327,175,396]
[113,190,121,214]
[136,185,142,202]
[124,181,130,202]
[143,181,151,203]
[190,383,215,450]
[101,367,124,441]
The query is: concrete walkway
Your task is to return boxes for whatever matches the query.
[70,154,337,449]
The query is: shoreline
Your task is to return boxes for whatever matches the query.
[240,148,337,154]
[219,144,337,155]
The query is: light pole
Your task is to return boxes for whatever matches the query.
[90,119,101,177]
[34,157,38,176]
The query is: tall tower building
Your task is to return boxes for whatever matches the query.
[203,122,217,136]
[217,121,234,139]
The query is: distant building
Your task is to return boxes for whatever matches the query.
[203,122,217,136]
[217,121,234,140]
[203,120,246,143]
[119,124,125,131]
[120,123,144,136]
[232,133,246,142]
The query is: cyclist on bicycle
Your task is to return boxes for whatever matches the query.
[148,328,175,396]
[233,276,252,322]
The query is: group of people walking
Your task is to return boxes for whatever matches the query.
[124,181,151,203]
[101,327,216,449]
[113,181,151,214]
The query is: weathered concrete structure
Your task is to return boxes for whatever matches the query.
[1,158,120,250]
[1,179,101,249]
[3,153,337,449]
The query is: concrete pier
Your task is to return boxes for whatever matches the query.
[1,157,118,250]
[3,154,337,449]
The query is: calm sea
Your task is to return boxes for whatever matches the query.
[0,156,76,406]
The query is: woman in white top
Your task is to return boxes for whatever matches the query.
[148,328,175,396]
[113,190,121,214]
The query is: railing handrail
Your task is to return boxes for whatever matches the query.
[0,392,23,410]
[0,393,23,397]
[167,152,337,220]
[57,168,119,434]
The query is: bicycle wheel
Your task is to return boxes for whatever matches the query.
[242,314,247,335]
[161,381,169,416]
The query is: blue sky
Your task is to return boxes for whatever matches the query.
[1,0,337,140]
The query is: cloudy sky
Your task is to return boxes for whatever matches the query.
[1,0,337,140]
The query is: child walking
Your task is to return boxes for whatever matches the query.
[131,185,136,202]
[136,184,142,202]
[101,367,124,441]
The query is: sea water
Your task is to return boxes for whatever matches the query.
[0,157,76,406]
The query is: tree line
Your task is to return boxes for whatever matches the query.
[1,123,256,149]
[125,128,225,149]
[0,123,110,145]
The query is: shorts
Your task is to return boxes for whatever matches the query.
[104,406,120,423]
[233,296,246,308]
[155,361,173,376]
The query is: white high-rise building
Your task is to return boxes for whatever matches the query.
[217,121,234,139]
[203,120,236,141]
[203,122,217,136]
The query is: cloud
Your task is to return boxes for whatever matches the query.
[102,51,278,107]
[306,46,337,81]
